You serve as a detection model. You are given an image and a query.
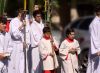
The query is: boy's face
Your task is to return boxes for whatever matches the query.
[35,14,42,23]
[68,32,75,40]
[0,22,6,32]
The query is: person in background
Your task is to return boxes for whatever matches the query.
[86,4,100,73]
[59,28,80,73]
[39,27,59,73]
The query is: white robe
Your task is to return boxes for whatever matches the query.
[87,16,100,73]
[39,38,59,70]
[25,15,31,73]
[59,39,80,73]
[8,17,25,73]
[30,20,44,73]
[0,32,11,73]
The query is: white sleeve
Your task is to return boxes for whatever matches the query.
[75,40,81,54]
[90,22,100,54]
[30,24,41,47]
[10,19,23,40]
[3,33,13,55]
[39,41,49,60]
[59,40,69,60]
[0,39,3,53]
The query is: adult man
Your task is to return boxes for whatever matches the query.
[86,4,100,73]
[30,10,44,73]
[8,9,28,73]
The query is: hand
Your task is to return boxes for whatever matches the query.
[19,20,26,30]
[52,44,58,51]
[0,53,6,60]
[68,48,76,54]
[22,20,26,26]
[29,19,33,24]
[23,42,28,49]
[96,51,100,56]
[49,53,54,57]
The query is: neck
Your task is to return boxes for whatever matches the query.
[0,31,6,35]
[17,16,21,20]
[43,35,50,40]
[66,38,74,43]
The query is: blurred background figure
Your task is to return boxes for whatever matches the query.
[86,4,100,73]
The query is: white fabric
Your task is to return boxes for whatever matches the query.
[30,21,44,47]
[30,20,44,73]
[25,15,31,73]
[87,16,100,73]
[0,32,11,73]
[59,39,80,73]
[8,17,25,73]
[39,38,59,70]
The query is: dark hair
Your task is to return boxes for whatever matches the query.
[95,4,100,15]
[43,27,51,34]
[0,16,7,24]
[16,8,23,16]
[66,28,74,37]
[33,10,42,18]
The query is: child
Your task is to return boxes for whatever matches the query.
[0,16,11,73]
[59,28,80,73]
[39,27,59,73]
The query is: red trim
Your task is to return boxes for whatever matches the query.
[5,21,10,32]
[65,54,68,60]
[43,70,55,73]
[43,35,50,40]
[66,38,74,43]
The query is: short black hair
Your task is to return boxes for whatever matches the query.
[0,16,7,24]
[43,27,51,34]
[33,10,42,17]
[66,28,74,37]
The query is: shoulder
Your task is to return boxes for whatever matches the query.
[39,38,46,44]
[30,23,36,31]
[74,39,79,43]
[11,17,18,22]
[90,16,100,27]
[61,39,67,45]
[10,17,19,24]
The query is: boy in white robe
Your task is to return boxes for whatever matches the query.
[59,28,80,73]
[0,16,11,73]
[39,27,59,73]
[30,10,44,73]
[86,4,100,73]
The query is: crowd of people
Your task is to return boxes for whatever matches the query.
[0,3,100,73]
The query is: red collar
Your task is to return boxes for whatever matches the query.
[66,38,74,43]
[43,36,50,40]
